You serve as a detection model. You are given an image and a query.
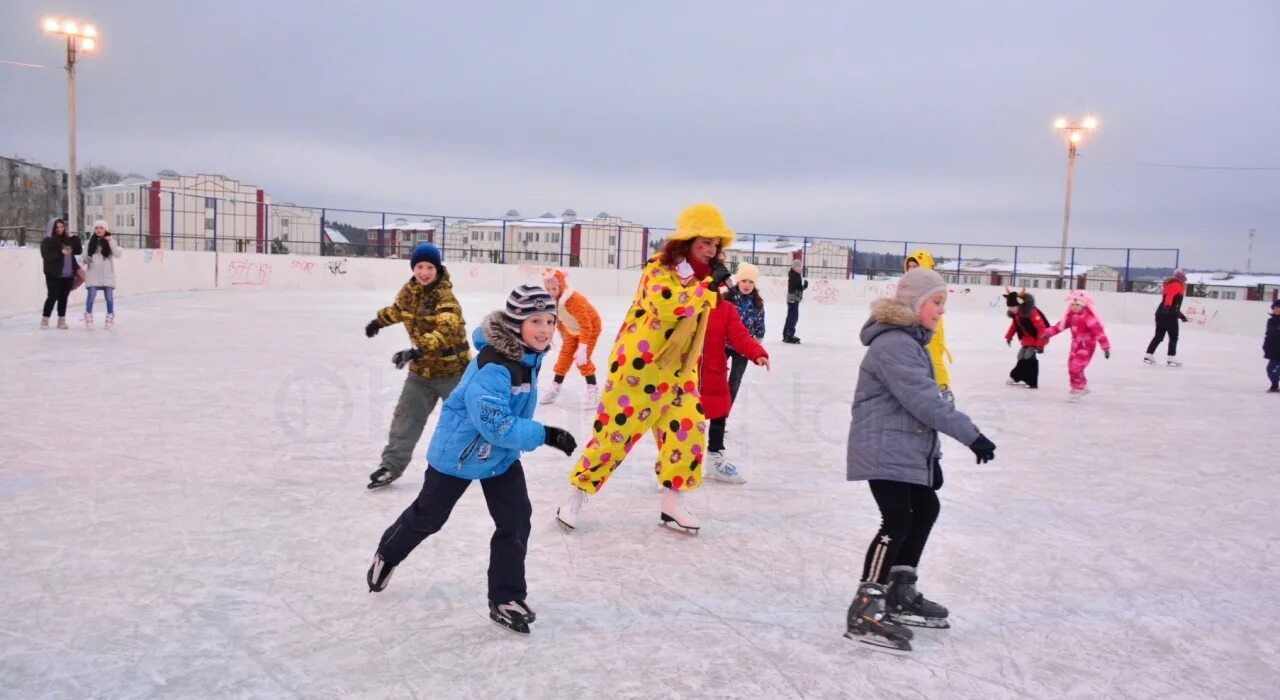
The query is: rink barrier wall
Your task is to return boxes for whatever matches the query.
[0,247,1270,335]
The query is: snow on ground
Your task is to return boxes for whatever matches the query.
[1,289,1277,699]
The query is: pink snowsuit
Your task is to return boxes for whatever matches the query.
[1042,291,1111,390]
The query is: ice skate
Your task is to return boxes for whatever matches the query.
[512,599,536,624]
[583,383,600,409]
[489,601,532,635]
[886,566,950,629]
[366,467,400,489]
[57,317,69,330]
[1143,353,1155,365]
[844,582,913,653]
[556,486,588,530]
[660,488,700,534]
[366,552,396,592]
[1268,386,1280,394]
[1166,358,1182,368]
[105,314,115,330]
[1067,388,1090,402]
[1006,378,1022,386]
[40,317,50,330]
[707,451,746,485]
[84,312,94,329]
[539,382,562,405]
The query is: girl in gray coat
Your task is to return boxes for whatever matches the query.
[82,220,122,329]
[844,268,996,653]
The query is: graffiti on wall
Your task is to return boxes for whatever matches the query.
[228,260,272,286]
[1182,300,1219,327]
[291,260,315,274]
[327,258,348,276]
[143,249,166,264]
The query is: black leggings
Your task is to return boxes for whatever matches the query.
[708,416,726,453]
[1146,315,1180,356]
[861,480,940,584]
[42,276,74,318]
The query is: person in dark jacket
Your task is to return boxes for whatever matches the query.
[366,285,578,635]
[725,262,766,406]
[39,218,82,329]
[1003,290,1052,388]
[1264,299,1280,393]
[782,258,808,343]
[1145,269,1189,367]
[844,268,996,652]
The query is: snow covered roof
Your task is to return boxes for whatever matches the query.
[1183,272,1280,288]
[323,227,349,244]
[368,221,439,231]
[726,240,804,254]
[950,260,1113,276]
[468,217,583,229]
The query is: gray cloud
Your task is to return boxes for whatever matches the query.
[3,0,1277,268]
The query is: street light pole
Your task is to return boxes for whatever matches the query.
[65,35,78,235]
[43,17,97,236]
[1057,139,1077,286]
[1052,115,1097,289]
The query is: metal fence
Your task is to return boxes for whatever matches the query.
[7,184,1183,292]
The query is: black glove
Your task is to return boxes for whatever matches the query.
[802,280,809,290]
[365,320,381,338]
[392,348,423,369]
[1104,350,1111,359]
[969,433,996,464]
[709,260,733,286]
[1006,338,1012,346]
[544,426,577,456]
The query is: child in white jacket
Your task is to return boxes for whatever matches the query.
[82,220,122,329]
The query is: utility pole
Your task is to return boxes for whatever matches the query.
[1247,228,1255,274]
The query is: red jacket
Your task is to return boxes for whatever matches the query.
[700,300,768,420]
[1005,309,1051,349]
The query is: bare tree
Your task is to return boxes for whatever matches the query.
[79,164,123,188]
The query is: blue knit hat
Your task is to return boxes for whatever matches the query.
[410,243,442,271]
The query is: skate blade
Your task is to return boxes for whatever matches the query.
[843,631,912,654]
[555,514,576,532]
[489,613,531,635]
[659,514,700,535]
[367,480,397,490]
[893,615,951,629]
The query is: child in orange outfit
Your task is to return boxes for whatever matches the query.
[539,268,603,408]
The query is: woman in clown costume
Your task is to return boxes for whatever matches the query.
[555,203,735,534]
[904,249,955,402]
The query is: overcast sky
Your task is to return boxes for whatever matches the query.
[3,1,1277,269]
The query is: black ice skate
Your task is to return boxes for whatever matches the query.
[844,582,913,653]
[887,565,950,629]
[367,467,400,490]
[489,601,532,635]
[367,553,396,592]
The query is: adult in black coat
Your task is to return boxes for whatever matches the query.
[39,218,82,329]
[782,258,808,343]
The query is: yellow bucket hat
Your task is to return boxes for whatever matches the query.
[669,203,735,248]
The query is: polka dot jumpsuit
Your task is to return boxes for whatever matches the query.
[569,256,717,493]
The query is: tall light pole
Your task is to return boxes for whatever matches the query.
[1053,115,1098,288]
[42,17,98,235]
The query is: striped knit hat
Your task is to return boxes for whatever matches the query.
[502,284,557,333]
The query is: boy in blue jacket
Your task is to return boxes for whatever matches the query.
[366,285,578,634]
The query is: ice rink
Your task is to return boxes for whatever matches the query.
[2,289,1277,699]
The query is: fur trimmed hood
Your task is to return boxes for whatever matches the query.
[860,298,931,347]
[477,310,527,361]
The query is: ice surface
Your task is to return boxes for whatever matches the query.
[2,290,1277,699]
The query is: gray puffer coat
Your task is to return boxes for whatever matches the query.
[846,298,981,487]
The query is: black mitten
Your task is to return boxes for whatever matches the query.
[544,426,577,456]
[392,348,423,369]
[365,320,381,338]
[710,260,733,286]
[968,433,996,464]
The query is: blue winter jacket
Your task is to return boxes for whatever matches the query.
[727,289,766,340]
[426,312,548,480]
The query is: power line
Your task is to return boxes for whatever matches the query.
[0,59,49,69]
[1135,162,1280,171]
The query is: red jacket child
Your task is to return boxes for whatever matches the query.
[1005,307,1051,350]
[701,298,768,421]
